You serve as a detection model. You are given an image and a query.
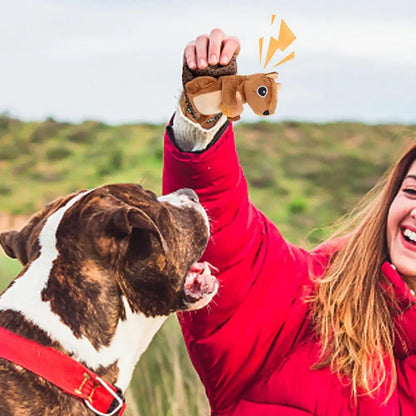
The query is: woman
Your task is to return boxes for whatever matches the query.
[162,28,416,415]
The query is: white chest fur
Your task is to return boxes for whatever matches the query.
[0,191,167,390]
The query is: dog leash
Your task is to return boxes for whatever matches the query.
[0,327,126,415]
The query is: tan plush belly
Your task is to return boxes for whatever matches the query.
[193,90,222,115]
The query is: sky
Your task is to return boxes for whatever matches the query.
[0,0,415,124]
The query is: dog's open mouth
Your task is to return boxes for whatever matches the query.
[184,262,218,303]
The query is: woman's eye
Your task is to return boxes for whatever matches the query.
[403,188,416,196]
[257,86,268,97]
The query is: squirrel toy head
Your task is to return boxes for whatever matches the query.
[243,72,279,116]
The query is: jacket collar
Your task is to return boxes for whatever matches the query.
[381,261,415,308]
[381,261,416,357]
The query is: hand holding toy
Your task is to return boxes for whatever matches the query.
[181,24,293,128]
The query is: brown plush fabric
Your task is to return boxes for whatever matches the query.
[181,57,238,130]
[182,56,238,87]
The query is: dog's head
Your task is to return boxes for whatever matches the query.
[0,184,217,317]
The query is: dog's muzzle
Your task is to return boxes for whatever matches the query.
[184,262,218,305]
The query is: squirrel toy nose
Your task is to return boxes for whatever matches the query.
[263,110,270,115]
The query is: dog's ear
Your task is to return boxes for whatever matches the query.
[86,203,167,259]
[111,207,166,252]
[0,230,28,264]
[1,194,74,265]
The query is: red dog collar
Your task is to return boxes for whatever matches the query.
[0,327,126,415]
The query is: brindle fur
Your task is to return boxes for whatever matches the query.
[0,184,209,415]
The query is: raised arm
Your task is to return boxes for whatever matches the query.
[163,29,261,326]
[162,29,323,413]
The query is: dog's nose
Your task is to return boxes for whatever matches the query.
[177,188,199,204]
[263,110,270,116]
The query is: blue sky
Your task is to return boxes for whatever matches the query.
[0,0,415,124]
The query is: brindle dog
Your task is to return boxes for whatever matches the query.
[0,184,217,416]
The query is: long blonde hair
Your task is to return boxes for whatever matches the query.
[311,142,416,402]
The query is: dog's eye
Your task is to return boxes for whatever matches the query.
[257,86,268,97]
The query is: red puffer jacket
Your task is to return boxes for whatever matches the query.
[162,120,416,416]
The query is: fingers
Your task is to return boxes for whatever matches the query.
[195,35,209,69]
[184,29,241,70]
[207,28,224,66]
[184,35,209,70]
[220,36,240,65]
[184,41,198,70]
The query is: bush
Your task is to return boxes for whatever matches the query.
[46,146,73,161]
[288,195,308,214]
[0,142,20,161]
[30,120,59,143]
[67,128,91,143]
[0,184,11,195]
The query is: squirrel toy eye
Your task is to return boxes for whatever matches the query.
[257,86,268,97]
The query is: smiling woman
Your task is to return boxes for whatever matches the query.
[312,143,416,404]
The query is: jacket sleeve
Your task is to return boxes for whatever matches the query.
[162,117,322,413]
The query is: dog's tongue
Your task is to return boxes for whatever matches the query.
[184,262,218,302]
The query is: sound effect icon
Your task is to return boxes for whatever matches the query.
[259,15,296,69]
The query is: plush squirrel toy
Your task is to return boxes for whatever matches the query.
[181,57,280,128]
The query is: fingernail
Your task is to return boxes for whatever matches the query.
[199,58,206,68]
[210,54,217,64]
[188,61,196,69]
[220,56,229,65]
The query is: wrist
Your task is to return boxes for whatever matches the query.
[173,101,227,152]
[181,92,224,130]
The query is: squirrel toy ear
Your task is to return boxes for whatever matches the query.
[266,72,279,80]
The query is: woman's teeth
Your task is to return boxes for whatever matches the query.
[403,228,416,243]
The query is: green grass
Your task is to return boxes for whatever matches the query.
[0,255,21,292]
[1,115,415,245]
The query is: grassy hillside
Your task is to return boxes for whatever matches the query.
[0,115,415,415]
[1,115,414,244]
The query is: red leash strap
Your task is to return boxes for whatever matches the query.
[0,327,126,415]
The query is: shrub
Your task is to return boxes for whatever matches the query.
[46,146,73,161]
